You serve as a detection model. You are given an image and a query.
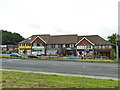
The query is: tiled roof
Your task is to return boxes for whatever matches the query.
[47,34,78,44]
[19,34,112,45]
[77,35,112,45]
[19,34,50,43]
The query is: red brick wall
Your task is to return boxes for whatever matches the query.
[32,38,44,44]
[77,39,93,46]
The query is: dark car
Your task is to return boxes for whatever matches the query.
[28,54,38,58]
[10,53,22,57]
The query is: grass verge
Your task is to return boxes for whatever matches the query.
[0,55,119,63]
[2,71,120,88]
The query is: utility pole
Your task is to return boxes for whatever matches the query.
[115,35,120,61]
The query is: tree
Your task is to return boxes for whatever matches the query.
[1,30,24,45]
[108,33,120,58]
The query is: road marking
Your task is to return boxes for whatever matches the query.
[7,59,21,61]
[0,69,119,81]
[2,59,21,62]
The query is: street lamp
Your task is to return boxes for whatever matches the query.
[115,35,120,61]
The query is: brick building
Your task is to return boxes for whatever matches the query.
[19,34,112,58]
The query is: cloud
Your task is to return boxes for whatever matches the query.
[27,23,40,29]
[0,0,119,39]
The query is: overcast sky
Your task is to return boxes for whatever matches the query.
[0,0,119,39]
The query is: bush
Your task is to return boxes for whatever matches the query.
[0,51,2,54]
[113,49,116,58]
[5,51,10,54]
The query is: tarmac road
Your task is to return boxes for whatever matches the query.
[1,58,119,80]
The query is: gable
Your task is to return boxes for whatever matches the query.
[76,37,94,46]
[31,36,46,44]
[77,39,93,46]
[32,37,45,44]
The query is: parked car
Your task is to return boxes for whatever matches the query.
[69,56,80,59]
[28,54,38,58]
[10,53,22,57]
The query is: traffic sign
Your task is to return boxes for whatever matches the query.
[115,36,120,41]
[115,37,117,41]
[117,41,119,46]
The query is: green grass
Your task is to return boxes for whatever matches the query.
[1,71,119,88]
[0,55,119,63]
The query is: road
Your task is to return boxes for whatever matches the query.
[1,58,119,80]
[0,54,28,57]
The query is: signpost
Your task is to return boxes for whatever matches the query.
[115,35,120,61]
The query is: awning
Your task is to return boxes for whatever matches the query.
[18,47,31,49]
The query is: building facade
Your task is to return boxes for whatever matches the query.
[0,45,18,53]
[19,34,112,58]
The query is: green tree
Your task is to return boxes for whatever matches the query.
[108,33,120,58]
[1,30,24,45]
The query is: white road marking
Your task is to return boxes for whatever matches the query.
[2,59,21,62]
[7,59,21,61]
[0,69,119,81]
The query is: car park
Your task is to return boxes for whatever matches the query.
[10,53,22,57]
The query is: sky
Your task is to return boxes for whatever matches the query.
[0,0,119,40]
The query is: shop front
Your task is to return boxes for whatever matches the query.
[46,48,59,55]
[76,45,94,58]
[32,46,45,55]
[77,49,94,58]
[19,47,31,54]
[61,48,76,56]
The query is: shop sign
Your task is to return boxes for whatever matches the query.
[46,48,59,50]
[19,47,31,49]
[1,45,6,47]
[32,46,44,49]
[67,48,71,50]
[77,49,84,51]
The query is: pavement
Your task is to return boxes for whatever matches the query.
[1,58,119,81]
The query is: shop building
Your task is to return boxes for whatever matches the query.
[76,35,112,59]
[46,34,77,56]
[0,45,18,53]
[19,34,112,58]
[19,34,50,55]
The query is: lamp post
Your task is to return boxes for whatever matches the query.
[115,35,120,62]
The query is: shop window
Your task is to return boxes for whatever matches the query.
[77,46,84,49]
[62,44,66,48]
[33,43,37,46]
[3,48,6,51]
[21,44,25,47]
[105,45,109,48]
[103,46,105,49]
[89,46,91,49]
[95,45,101,49]
[28,43,31,46]
[109,45,111,49]
[71,44,74,47]
[55,44,59,48]
[47,45,51,48]
[40,44,43,46]
[102,45,110,49]
[51,44,54,48]
[46,49,58,55]
[86,46,89,49]
[26,43,31,46]
[37,44,40,46]
[9,48,13,51]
